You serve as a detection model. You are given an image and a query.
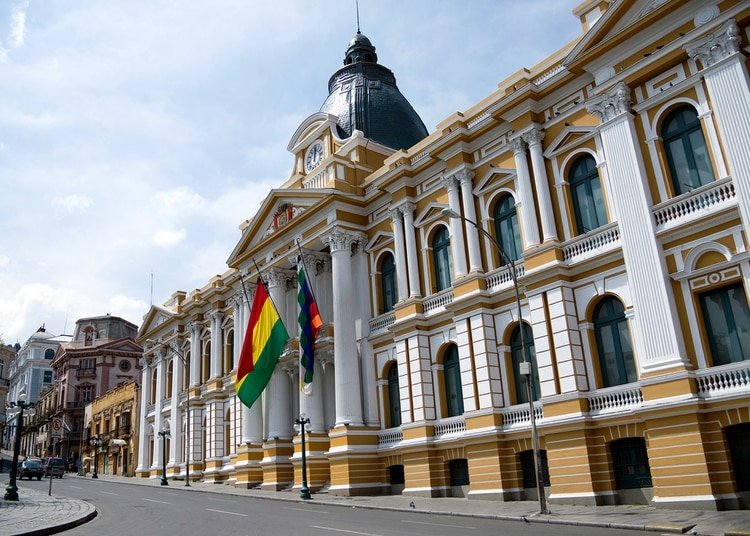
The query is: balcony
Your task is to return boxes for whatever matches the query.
[486,262,525,292]
[500,402,544,431]
[653,176,736,233]
[696,361,750,399]
[76,368,96,378]
[433,415,465,440]
[423,289,454,315]
[377,427,403,447]
[562,223,621,265]
[586,384,643,415]
[369,312,395,336]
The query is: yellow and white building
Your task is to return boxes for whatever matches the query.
[137,0,750,510]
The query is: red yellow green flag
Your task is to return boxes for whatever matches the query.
[236,279,289,409]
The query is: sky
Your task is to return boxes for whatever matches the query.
[0,0,582,344]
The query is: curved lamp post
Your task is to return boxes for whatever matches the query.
[90,435,100,478]
[4,389,35,501]
[295,415,311,500]
[146,340,191,487]
[442,207,549,515]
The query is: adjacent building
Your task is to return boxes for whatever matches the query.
[52,314,142,468]
[137,0,750,510]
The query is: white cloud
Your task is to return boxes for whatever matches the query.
[9,2,27,49]
[51,194,94,213]
[152,228,187,248]
[0,255,9,269]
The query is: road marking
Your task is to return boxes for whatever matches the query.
[68,485,83,490]
[205,508,247,517]
[284,506,329,513]
[142,498,171,504]
[311,527,384,536]
[100,491,118,496]
[206,497,236,503]
[401,520,476,529]
[159,492,180,496]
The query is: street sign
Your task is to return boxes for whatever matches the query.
[51,417,63,439]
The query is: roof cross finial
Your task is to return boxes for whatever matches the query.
[356,0,361,33]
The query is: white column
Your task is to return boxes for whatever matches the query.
[232,295,243,373]
[510,137,541,249]
[587,82,687,371]
[442,175,468,277]
[524,126,558,242]
[455,169,483,272]
[389,207,409,302]
[323,228,364,426]
[136,357,152,472]
[188,322,201,387]
[402,202,422,297]
[266,269,292,439]
[169,349,184,465]
[209,310,223,379]
[686,19,750,235]
[153,351,165,468]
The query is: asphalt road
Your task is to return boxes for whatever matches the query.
[16,477,640,536]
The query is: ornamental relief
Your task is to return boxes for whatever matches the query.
[689,266,742,290]
[263,203,306,238]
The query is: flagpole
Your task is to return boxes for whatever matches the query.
[251,258,288,329]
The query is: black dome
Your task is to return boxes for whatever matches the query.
[319,32,428,151]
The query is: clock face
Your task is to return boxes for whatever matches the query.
[304,141,324,172]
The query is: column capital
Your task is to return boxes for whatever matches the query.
[295,251,327,274]
[587,82,631,123]
[208,309,224,323]
[685,19,742,69]
[401,201,416,217]
[324,228,357,253]
[389,207,403,222]
[509,136,527,155]
[453,168,475,187]
[522,125,545,148]
[441,174,460,192]
[265,268,294,288]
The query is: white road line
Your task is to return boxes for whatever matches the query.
[206,497,236,503]
[284,506,329,514]
[142,498,171,504]
[311,527,385,536]
[68,485,83,490]
[205,508,247,517]
[401,520,476,529]
[99,491,118,496]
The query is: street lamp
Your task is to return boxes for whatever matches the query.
[442,207,549,515]
[158,429,170,485]
[146,339,191,487]
[90,435,101,478]
[295,414,311,500]
[4,388,35,501]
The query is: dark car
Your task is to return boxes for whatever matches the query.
[43,457,66,478]
[19,458,44,480]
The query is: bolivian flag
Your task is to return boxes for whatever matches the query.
[236,278,289,409]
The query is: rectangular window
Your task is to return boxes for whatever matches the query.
[610,438,652,489]
[449,459,470,486]
[520,450,551,488]
[79,386,93,402]
[80,358,95,371]
[43,370,53,383]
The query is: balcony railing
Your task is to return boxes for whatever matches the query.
[696,361,750,399]
[369,312,395,335]
[378,427,403,447]
[486,263,525,292]
[76,368,96,378]
[562,223,621,264]
[500,402,543,430]
[433,415,466,439]
[424,289,454,314]
[653,176,735,232]
[586,384,643,415]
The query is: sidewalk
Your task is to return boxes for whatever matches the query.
[1,470,750,536]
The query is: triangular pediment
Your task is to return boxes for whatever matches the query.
[287,113,341,154]
[413,202,449,228]
[475,167,516,196]
[227,188,336,267]
[543,126,596,158]
[365,230,394,253]
[564,0,678,72]
[139,305,176,338]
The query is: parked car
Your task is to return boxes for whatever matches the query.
[43,457,66,478]
[18,458,44,480]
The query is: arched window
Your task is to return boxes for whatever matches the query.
[594,297,637,387]
[202,341,211,383]
[662,105,715,195]
[386,362,401,428]
[443,345,463,417]
[44,348,55,360]
[225,330,234,374]
[510,324,540,404]
[432,226,453,292]
[150,372,157,404]
[493,194,521,264]
[380,253,397,313]
[182,350,190,390]
[166,360,173,398]
[569,155,607,235]
[224,409,232,456]
[699,282,750,366]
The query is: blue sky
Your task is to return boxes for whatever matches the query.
[0,0,581,344]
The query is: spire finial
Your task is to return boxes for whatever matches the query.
[356,0,361,33]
